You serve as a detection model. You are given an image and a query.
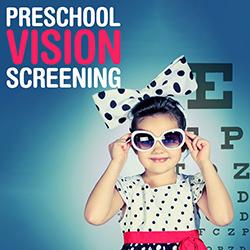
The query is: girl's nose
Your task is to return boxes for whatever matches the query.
[152,140,165,153]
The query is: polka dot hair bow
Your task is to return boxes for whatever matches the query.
[92,55,198,129]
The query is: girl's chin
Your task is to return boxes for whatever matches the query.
[147,166,173,173]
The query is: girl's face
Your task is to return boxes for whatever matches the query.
[135,113,183,175]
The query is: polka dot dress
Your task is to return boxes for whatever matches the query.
[115,173,206,250]
[121,243,179,250]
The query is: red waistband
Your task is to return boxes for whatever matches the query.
[123,230,207,250]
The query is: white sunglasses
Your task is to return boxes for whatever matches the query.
[130,128,185,151]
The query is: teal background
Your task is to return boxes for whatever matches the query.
[0,0,249,249]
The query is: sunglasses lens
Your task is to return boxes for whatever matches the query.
[133,133,154,150]
[162,131,184,148]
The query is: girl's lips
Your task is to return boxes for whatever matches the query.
[150,157,169,163]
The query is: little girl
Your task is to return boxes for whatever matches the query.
[85,56,234,250]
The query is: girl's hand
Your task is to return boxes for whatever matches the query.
[108,133,131,166]
[185,130,211,166]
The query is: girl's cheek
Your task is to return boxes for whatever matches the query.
[138,151,150,158]
[137,152,147,161]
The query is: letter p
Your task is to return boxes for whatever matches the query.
[6,7,18,27]
[221,127,243,149]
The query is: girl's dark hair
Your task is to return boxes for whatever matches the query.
[129,96,187,152]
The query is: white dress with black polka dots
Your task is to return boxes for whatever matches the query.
[115,172,206,250]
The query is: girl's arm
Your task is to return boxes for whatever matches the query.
[196,160,234,226]
[84,133,131,225]
[185,131,234,226]
[84,159,125,225]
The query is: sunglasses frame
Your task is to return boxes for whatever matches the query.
[130,128,185,151]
